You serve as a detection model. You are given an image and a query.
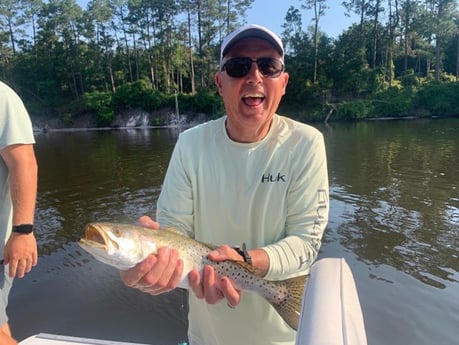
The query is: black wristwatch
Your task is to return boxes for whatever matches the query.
[12,224,34,234]
[233,243,252,265]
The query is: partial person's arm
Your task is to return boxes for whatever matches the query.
[1,144,38,278]
[0,323,18,345]
[0,331,18,345]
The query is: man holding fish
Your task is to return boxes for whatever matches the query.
[120,24,329,344]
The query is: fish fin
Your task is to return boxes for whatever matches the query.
[271,275,308,331]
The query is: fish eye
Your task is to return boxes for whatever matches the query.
[112,227,122,237]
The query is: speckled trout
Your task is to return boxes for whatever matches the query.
[78,222,307,330]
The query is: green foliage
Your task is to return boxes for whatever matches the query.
[415,82,459,116]
[82,91,114,127]
[399,69,422,89]
[439,73,457,82]
[61,112,74,126]
[370,87,415,117]
[112,80,165,110]
[368,66,388,93]
[2,0,459,125]
[176,90,224,119]
[284,81,325,109]
[335,100,374,120]
[81,87,223,126]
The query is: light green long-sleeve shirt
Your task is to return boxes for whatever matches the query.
[157,114,329,345]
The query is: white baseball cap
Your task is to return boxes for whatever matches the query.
[220,24,284,64]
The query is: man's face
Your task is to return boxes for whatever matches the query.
[215,38,289,142]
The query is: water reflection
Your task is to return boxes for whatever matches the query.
[34,129,177,258]
[9,121,459,345]
[34,122,459,289]
[323,119,459,289]
[33,122,458,289]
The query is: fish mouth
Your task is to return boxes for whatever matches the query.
[79,223,118,251]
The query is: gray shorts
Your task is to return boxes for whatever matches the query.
[0,265,13,325]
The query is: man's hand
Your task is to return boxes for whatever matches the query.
[188,245,242,308]
[3,232,38,278]
[119,216,184,295]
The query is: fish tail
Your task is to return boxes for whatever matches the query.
[271,275,308,331]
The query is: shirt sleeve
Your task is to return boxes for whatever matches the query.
[0,82,35,150]
[262,131,329,280]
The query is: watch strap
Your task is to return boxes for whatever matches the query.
[233,242,252,265]
[12,224,34,234]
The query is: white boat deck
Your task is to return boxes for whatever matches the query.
[19,333,150,345]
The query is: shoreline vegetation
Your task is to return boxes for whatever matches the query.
[3,1,459,130]
[30,80,459,132]
[32,110,459,133]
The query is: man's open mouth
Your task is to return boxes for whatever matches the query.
[242,94,264,106]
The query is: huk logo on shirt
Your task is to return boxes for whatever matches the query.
[261,173,286,183]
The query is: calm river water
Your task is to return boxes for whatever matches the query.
[8,118,459,345]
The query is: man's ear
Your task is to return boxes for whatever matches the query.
[281,72,289,95]
[215,72,224,96]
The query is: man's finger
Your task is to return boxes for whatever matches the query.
[188,269,204,299]
[120,254,158,287]
[202,265,224,304]
[220,276,241,308]
[137,216,159,229]
[8,260,18,278]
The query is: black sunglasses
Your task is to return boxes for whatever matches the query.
[221,57,284,78]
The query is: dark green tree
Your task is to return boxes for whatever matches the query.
[301,0,329,83]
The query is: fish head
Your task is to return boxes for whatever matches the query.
[78,222,157,270]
